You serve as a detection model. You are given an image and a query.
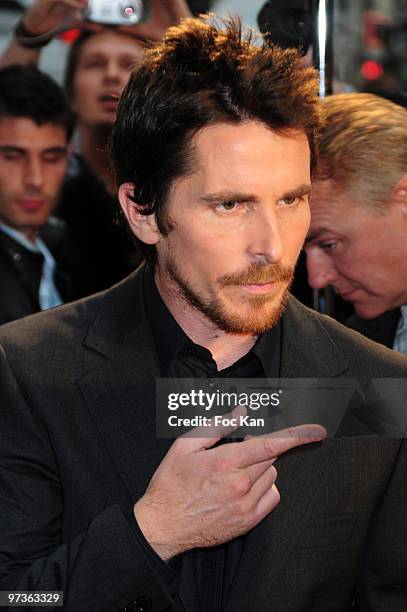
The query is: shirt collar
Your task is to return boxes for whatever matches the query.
[143,264,281,377]
[0,223,50,256]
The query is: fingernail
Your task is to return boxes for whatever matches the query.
[301,425,327,439]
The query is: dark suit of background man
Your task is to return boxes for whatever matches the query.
[1,17,407,612]
[0,65,75,325]
[304,93,407,353]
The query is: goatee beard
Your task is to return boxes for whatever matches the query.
[163,258,294,335]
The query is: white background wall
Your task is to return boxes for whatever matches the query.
[211,0,266,30]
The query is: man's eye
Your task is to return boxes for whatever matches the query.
[281,196,297,206]
[2,153,21,161]
[216,200,239,211]
[43,153,65,164]
[121,60,136,71]
[83,59,105,69]
[319,241,337,250]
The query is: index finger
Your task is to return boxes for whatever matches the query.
[171,405,247,455]
[233,424,327,468]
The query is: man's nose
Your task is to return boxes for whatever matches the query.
[248,208,284,264]
[24,158,43,190]
[104,61,122,82]
[306,248,338,289]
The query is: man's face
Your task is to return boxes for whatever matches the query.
[154,121,311,335]
[0,117,68,241]
[305,178,407,319]
[71,30,144,127]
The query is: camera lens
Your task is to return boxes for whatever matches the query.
[120,0,143,23]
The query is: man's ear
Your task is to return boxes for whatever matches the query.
[392,175,407,214]
[118,182,160,245]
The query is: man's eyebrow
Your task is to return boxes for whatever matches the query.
[304,228,330,244]
[200,191,259,203]
[0,145,26,154]
[42,147,68,154]
[200,184,312,203]
[0,145,67,154]
[281,184,312,199]
[82,52,105,60]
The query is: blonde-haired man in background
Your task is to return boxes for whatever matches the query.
[305,93,407,353]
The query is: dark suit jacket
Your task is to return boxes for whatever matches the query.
[347,309,401,349]
[0,268,407,611]
[0,222,75,326]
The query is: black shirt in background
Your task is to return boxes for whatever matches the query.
[56,155,142,297]
[143,264,282,611]
[0,222,76,325]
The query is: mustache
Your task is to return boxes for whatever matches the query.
[218,262,294,286]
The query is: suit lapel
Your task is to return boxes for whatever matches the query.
[78,267,172,502]
[280,298,349,379]
[226,298,347,611]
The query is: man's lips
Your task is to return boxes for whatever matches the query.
[336,288,362,301]
[16,199,44,212]
[240,282,276,294]
[99,93,119,111]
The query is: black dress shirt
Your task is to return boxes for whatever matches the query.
[140,265,282,611]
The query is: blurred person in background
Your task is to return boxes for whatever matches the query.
[0,64,75,325]
[305,93,407,353]
[0,0,194,296]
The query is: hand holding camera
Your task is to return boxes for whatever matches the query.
[20,0,86,37]
[19,0,191,41]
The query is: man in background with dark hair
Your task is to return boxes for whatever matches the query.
[0,65,75,324]
[0,17,407,612]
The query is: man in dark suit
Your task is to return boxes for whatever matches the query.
[0,65,75,325]
[305,93,407,353]
[1,18,407,612]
